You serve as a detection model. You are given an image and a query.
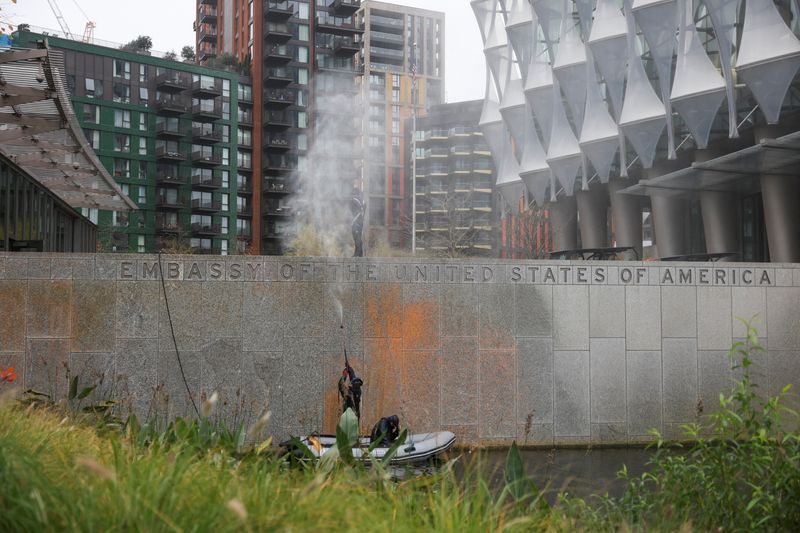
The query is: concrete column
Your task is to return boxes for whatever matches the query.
[695,149,740,260]
[755,126,800,262]
[761,174,800,262]
[651,195,688,259]
[608,178,643,259]
[549,195,578,251]
[576,185,609,248]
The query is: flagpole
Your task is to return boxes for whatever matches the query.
[411,41,418,255]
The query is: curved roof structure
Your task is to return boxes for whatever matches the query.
[0,42,136,212]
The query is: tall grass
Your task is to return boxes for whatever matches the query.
[1,325,798,532]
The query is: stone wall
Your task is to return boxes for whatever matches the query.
[1,253,799,446]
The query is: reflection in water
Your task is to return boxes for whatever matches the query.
[393,448,654,503]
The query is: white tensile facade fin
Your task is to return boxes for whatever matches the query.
[619,0,666,169]
[519,103,551,206]
[499,46,528,149]
[479,67,507,158]
[580,51,620,183]
[574,0,595,38]
[505,0,534,77]
[703,0,740,138]
[546,79,582,197]
[530,0,563,60]
[670,0,726,150]
[470,0,496,44]
[587,0,628,121]
[632,0,678,159]
[736,0,800,125]
[553,6,588,130]
[495,131,526,214]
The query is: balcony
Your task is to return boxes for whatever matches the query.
[316,14,362,36]
[265,89,293,108]
[191,245,222,255]
[191,172,222,189]
[156,146,186,162]
[265,204,293,216]
[198,43,217,62]
[155,170,188,186]
[330,0,360,17]
[265,68,293,87]
[370,14,403,32]
[264,162,293,176]
[192,78,223,97]
[156,122,186,138]
[236,180,253,193]
[192,151,222,166]
[155,218,182,234]
[154,97,188,115]
[264,179,293,194]
[237,110,253,125]
[236,203,253,216]
[199,0,216,5]
[369,30,403,47]
[191,126,222,143]
[156,194,186,209]
[265,45,292,66]
[198,24,217,43]
[191,222,221,236]
[265,23,292,44]
[191,198,221,212]
[192,102,222,120]
[266,135,291,151]
[156,72,190,92]
[265,1,293,22]
[334,37,361,57]
[264,111,292,131]
[198,6,217,23]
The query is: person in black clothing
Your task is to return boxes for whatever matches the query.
[351,189,365,257]
[338,360,363,419]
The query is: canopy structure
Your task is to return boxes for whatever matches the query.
[0,44,136,213]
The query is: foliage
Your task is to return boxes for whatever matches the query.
[162,50,178,61]
[120,35,153,53]
[180,45,195,62]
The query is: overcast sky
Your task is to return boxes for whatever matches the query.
[5,0,485,103]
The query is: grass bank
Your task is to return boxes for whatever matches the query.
[1,327,798,532]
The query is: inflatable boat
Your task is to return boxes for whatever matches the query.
[293,431,456,465]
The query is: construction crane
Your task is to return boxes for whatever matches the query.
[45,0,95,43]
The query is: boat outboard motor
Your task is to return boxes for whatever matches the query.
[370,415,400,447]
[338,349,363,419]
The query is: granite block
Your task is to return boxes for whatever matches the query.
[241,352,284,439]
[697,287,733,350]
[402,284,440,351]
[115,338,158,419]
[795,269,800,287]
[202,338,243,421]
[5,257,27,279]
[589,285,625,337]
[627,351,663,435]
[95,258,117,280]
[69,352,114,402]
[0,352,23,388]
[202,282,243,340]
[766,287,800,350]
[698,350,733,415]
[28,258,50,279]
[364,284,402,338]
[71,258,94,280]
[440,284,478,337]
[157,348,201,420]
[554,351,590,437]
[768,350,800,413]
[776,269,793,287]
[591,423,628,444]
[553,286,589,351]
[284,283,323,338]
[515,284,553,337]
[243,283,284,352]
[26,338,70,398]
[441,337,479,426]
[51,258,73,279]
[516,337,553,425]
[0,281,27,352]
[516,423,554,445]
[158,282,204,351]
[478,284,515,350]
[732,287,767,338]
[282,337,324,434]
[661,286,697,338]
[625,286,661,350]
[590,338,626,423]
[26,280,71,338]
[402,350,441,433]
[479,350,516,438]
[72,281,115,352]
[116,283,160,339]
[362,338,403,426]
[662,338,699,423]
[0,256,5,279]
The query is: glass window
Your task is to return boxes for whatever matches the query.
[113,60,131,80]
[138,186,146,205]
[297,3,309,18]
[297,46,308,63]
[139,113,147,131]
[139,64,147,83]
[139,160,148,179]
[113,158,130,177]
[113,83,130,103]
[222,194,229,212]
[223,79,230,97]
[114,134,130,152]
[114,109,131,128]
[139,87,148,104]
[137,235,145,253]
[85,78,103,98]
[83,103,99,123]
[297,68,308,85]
[237,128,252,146]
[297,133,308,150]
[139,137,147,155]
[297,111,307,128]
[83,129,100,149]
[222,147,229,165]
[298,25,309,41]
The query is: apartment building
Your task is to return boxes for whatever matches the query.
[357,1,444,249]
[14,29,254,255]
